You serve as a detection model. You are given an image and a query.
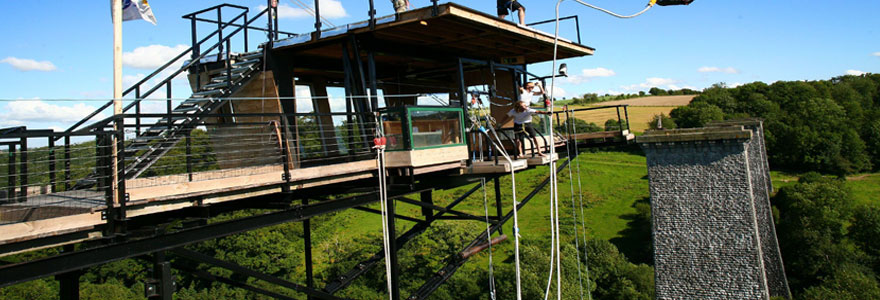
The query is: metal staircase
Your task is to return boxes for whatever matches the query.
[123,51,264,179]
[63,4,287,188]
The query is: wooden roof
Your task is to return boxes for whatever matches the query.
[272,3,594,65]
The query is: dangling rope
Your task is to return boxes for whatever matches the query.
[481,177,498,300]
[565,110,587,300]
[571,110,594,300]
[477,119,524,300]
[374,114,393,300]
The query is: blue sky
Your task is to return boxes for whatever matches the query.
[1,0,879,130]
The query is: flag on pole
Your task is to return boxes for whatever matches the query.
[116,0,158,25]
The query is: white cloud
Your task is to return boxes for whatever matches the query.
[565,67,616,84]
[259,0,348,20]
[605,90,623,96]
[622,77,681,91]
[846,70,867,76]
[0,57,57,72]
[123,44,189,69]
[550,86,566,98]
[728,82,744,88]
[0,100,105,124]
[123,73,147,87]
[872,52,880,57]
[698,66,739,74]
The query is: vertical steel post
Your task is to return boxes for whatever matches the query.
[115,118,128,230]
[367,51,379,113]
[149,252,174,300]
[457,58,472,166]
[274,5,279,40]
[191,17,201,91]
[185,130,193,182]
[18,135,27,203]
[225,39,233,90]
[624,106,631,132]
[494,176,503,234]
[166,83,173,131]
[135,87,142,135]
[432,0,439,16]
[57,245,81,300]
[303,197,314,300]
[368,0,376,29]
[217,9,224,56]
[64,136,71,191]
[574,16,582,45]
[421,190,433,221]
[48,133,56,193]
[314,0,322,33]
[386,190,400,300]
[243,14,249,52]
[7,144,15,203]
[616,106,623,133]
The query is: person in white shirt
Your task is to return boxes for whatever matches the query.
[498,99,552,157]
[519,81,544,104]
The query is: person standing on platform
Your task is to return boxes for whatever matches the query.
[393,0,411,13]
[499,98,551,157]
[497,0,526,25]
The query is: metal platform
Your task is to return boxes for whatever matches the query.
[461,159,528,174]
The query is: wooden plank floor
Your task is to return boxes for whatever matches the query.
[0,159,378,247]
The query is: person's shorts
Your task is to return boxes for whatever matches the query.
[497,0,525,15]
[513,122,538,139]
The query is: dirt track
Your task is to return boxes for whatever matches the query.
[598,95,696,107]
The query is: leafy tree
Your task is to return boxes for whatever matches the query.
[603,119,628,131]
[773,175,866,291]
[669,101,723,128]
[800,266,880,300]
[648,87,667,96]
[647,113,676,130]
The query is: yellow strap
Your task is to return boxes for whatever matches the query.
[649,0,657,6]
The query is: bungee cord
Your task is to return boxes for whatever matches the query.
[481,177,499,300]
[374,113,394,300]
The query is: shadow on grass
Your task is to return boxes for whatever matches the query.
[609,196,653,265]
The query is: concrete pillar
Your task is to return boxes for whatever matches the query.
[637,121,790,300]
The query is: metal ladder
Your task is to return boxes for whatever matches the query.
[122,51,265,179]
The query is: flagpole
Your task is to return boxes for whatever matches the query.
[112,0,122,205]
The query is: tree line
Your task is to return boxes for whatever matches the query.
[667,75,880,175]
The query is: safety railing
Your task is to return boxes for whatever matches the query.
[62,4,286,137]
[1,128,114,225]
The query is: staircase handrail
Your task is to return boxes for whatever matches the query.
[60,5,269,138]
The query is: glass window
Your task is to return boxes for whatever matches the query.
[409,110,463,149]
[381,110,407,151]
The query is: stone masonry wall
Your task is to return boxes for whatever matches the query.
[709,120,791,298]
[639,127,776,300]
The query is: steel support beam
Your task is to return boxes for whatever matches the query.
[409,160,571,299]
[303,197,315,300]
[172,248,342,300]
[323,181,487,294]
[0,188,426,288]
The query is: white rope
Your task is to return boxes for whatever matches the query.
[572,112,594,300]
[548,1,655,297]
[481,177,498,300]
[566,112,587,300]
[570,0,656,19]
[374,111,393,300]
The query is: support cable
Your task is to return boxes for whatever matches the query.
[481,177,498,300]
[374,115,393,300]
[565,109,587,300]
[548,1,656,298]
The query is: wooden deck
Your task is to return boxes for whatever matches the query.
[0,160,378,250]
